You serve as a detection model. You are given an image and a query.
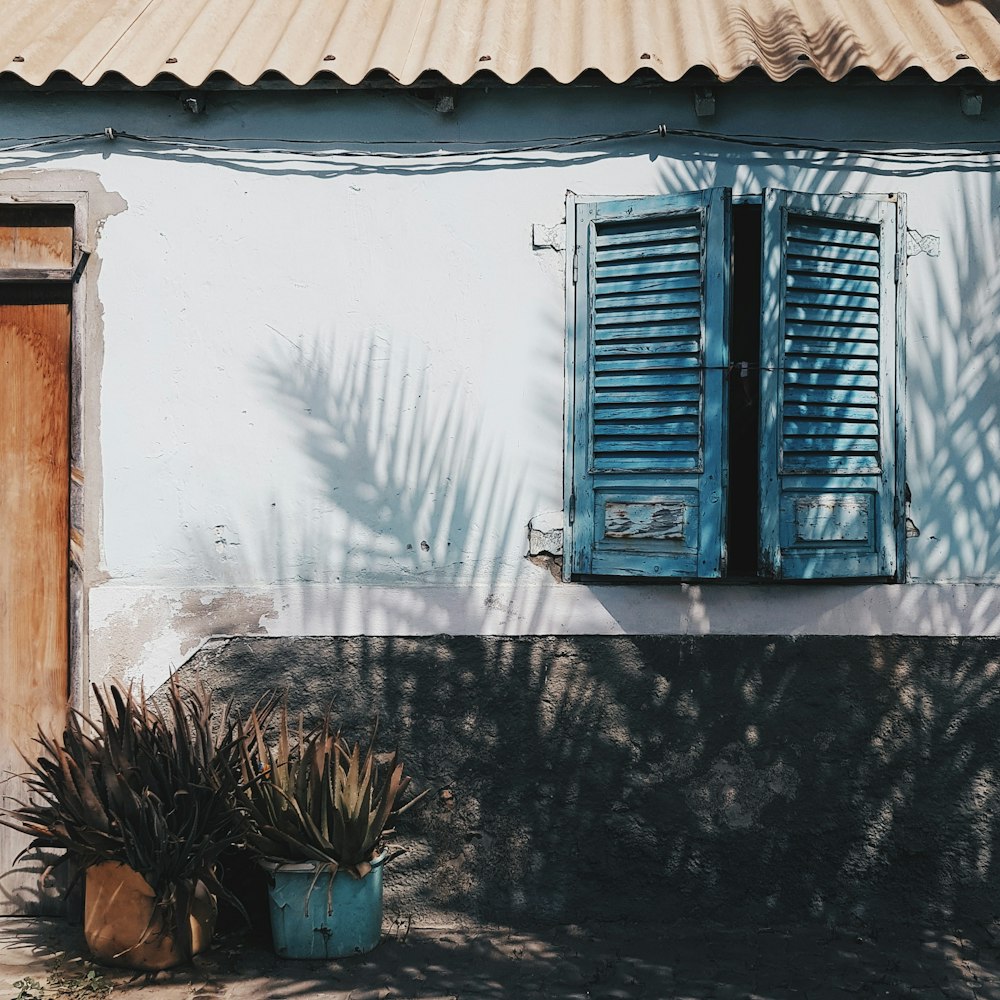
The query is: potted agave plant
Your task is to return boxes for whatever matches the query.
[237,703,426,960]
[0,681,249,970]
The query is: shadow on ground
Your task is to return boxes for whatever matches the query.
[5,914,1000,999]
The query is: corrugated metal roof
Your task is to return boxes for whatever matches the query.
[3,0,1000,88]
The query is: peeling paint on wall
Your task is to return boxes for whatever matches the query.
[89,588,272,692]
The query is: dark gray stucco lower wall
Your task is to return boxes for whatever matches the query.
[176,635,1000,929]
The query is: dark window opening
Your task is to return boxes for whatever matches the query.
[0,281,72,307]
[0,203,74,229]
[726,202,762,578]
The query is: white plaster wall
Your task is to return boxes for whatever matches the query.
[1,83,998,686]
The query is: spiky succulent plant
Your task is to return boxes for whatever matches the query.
[0,680,249,960]
[237,702,426,878]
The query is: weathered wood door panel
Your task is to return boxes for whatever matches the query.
[0,205,74,270]
[0,280,71,913]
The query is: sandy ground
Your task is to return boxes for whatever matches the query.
[4,915,1000,999]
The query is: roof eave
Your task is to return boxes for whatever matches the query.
[2,64,998,93]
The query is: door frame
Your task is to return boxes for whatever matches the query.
[0,187,90,713]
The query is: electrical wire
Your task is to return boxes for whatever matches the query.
[0,124,998,161]
[111,127,658,158]
[0,133,103,153]
[667,125,1000,157]
[121,127,657,149]
[0,127,658,159]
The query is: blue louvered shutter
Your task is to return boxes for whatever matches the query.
[567,189,730,578]
[759,191,900,579]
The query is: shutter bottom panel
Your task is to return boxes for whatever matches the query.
[775,487,887,578]
[588,487,701,577]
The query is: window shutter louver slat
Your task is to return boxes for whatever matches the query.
[567,190,730,578]
[759,192,899,580]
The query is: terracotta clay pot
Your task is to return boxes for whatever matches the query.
[83,861,217,970]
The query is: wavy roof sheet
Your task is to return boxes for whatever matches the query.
[3,0,1000,88]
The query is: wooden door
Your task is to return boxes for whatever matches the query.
[0,205,73,913]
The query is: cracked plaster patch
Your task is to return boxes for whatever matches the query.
[88,589,273,693]
[686,742,799,831]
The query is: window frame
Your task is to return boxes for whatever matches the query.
[563,188,908,583]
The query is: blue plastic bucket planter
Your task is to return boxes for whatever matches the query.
[261,854,386,959]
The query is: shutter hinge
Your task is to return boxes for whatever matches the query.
[568,492,576,525]
[72,242,92,283]
[572,249,579,284]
